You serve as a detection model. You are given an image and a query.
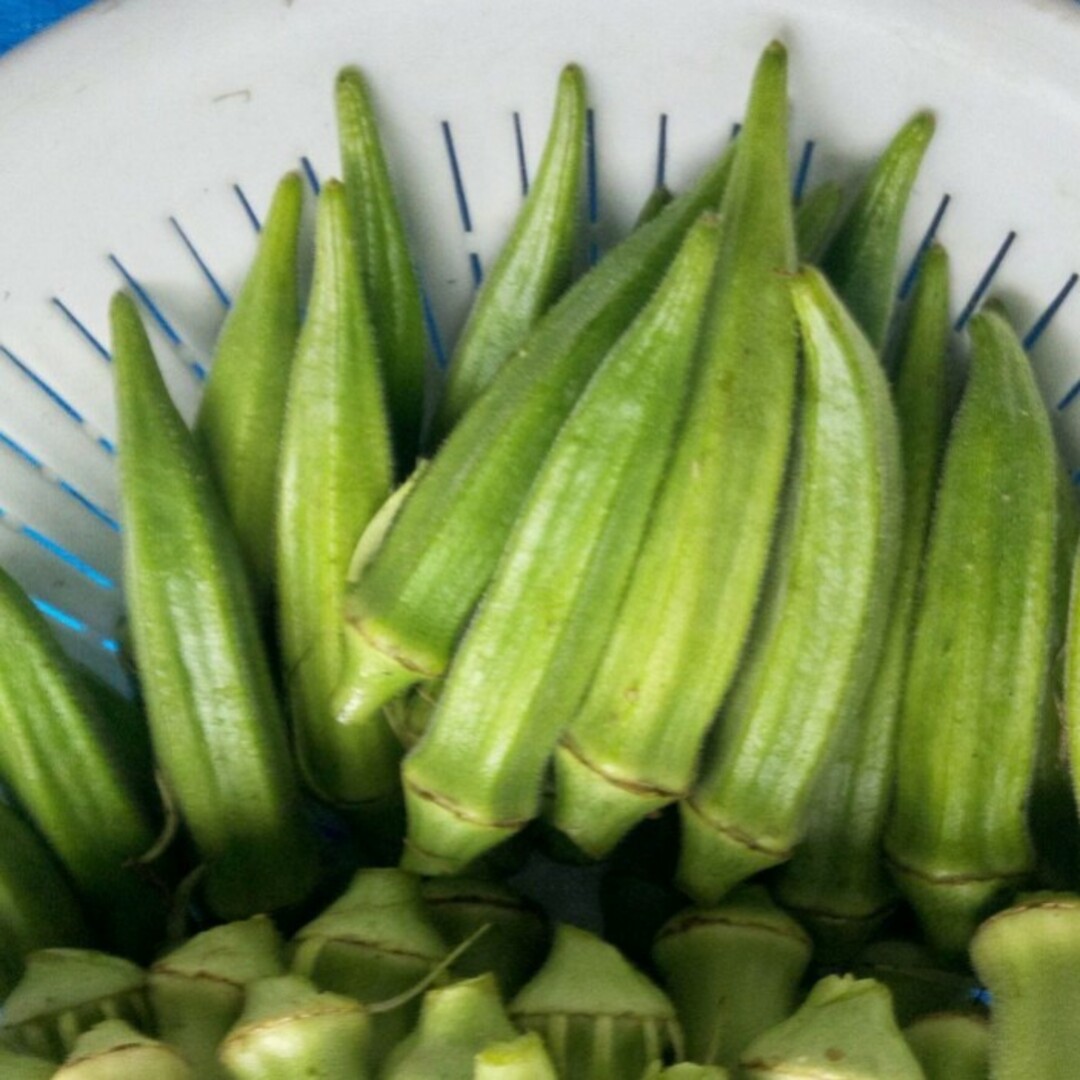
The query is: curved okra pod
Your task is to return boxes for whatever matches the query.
[336,67,428,470]
[651,887,812,1069]
[548,41,798,859]
[794,179,843,262]
[0,801,91,999]
[276,179,398,806]
[434,65,586,435]
[382,973,518,1080]
[401,213,722,874]
[53,1020,194,1080]
[774,243,952,957]
[0,566,163,956]
[677,264,902,904]
[509,925,681,1080]
[820,110,935,349]
[884,305,1059,957]
[739,975,924,1080]
[474,1032,559,1079]
[970,893,1080,1080]
[193,171,303,605]
[333,138,734,737]
[903,1012,990,1080]
[111,292,318,920]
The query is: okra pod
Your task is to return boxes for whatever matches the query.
[651,887,812,1068]
[276,179,398,806]
[739,975,924,1080]
[904,1012,989,1080]
[0,801,91,999]
[218,974,371,1080]
[970,893,1080,1080]
[53,1020,194,1079]
[336,67,428,469]
[111,292,318,919]
[334,139,734,735]
[382,973,518,1080]
[193,171,303,605]
[679,263,902,903]
[885,304,1059,956]
[0,566,163,956]
[509,924,680,1080]
[435,64,587,434]
[774,243,952,956]
[0,1047,56,1079]
[794,179,843,262]
[402,212,721,874]
[549,41,798,859]
[820,110,936,349]
[474,1032,559,1079]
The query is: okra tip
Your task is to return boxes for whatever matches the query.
[550,741,673,859]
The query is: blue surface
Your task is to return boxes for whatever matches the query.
[0,0,96,56]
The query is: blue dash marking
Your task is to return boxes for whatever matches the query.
[514,111,529,196]
[20,525,116,590]
[469,252,484,289]
[954,230,1017,331]
[420,288,448,369]
[234,183,262,232]
[108,255,183,346]
[51,298,111,362]
[441,120,474,232]
[656,113,669,189]
[170,216,232,308]
[729,121,742,141]
[898,193,951,300]
[1029,272,1079,352]
[32,597,89,634]
[58,481,121,532]
[300,156,321,195]
[793,140,815,203]
[586,107,600,265]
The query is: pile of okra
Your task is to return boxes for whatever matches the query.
[1,38,1077,1079]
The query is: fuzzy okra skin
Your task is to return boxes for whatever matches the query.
[193,171,303,605]
[679,265,902,904]
[549,40,798,860]
[970,893,1080,1080]
[111,292,318,920]
[474,1032,560,1079]
[435,64,587,435]
[53,1020,194,1079]
[903,1012,989,1080]
[884,305,1059,957]
[276,179,398,807]
[401,213,722,874]
[333,139,734,736]
[775,243,952,955]
[794,180,843,262]
[0,567,162,956]
[820,110,935,350]
[336,67,428,470]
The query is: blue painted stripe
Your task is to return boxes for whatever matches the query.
[441,120,474,233]
[420,288,448,369]
[955,230,1017,331]
[108,254,183,346]
[898,193,951,300]
[656,113,669,189]
[20,525,116,590]
[170,216,232,309]
[469,252,484,289]
[51,298,111,361]
[300,156,321,195]
[234,183,262,232]
[31,596,121,655]
[513,111,529,196]
[1028,272,1079,351]
[793,139,815,203]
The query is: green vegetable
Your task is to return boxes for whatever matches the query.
[54,1020,194,1080]
[474,1032,559,1079]
[904,1012,990,1080]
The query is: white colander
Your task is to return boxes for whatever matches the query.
[0,0,1079,689]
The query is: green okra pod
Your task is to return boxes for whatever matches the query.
[884,305,1059,957]
[679,263,902,904]
[510,924,680,1080]
[0,801,91,999]
[474,1032,559,1079]
[739,975,924,1080]
[382,973,518,1080]
[549,41,798,859]
[775,243,952,958]
[0,948,150,1061]
[218,974,371,1080]
[276,178,398,807]
[904,1012,990,1080]
[149,915,286,1080]
[193,171,303,605]
[634,185,675,229]
[794,179,843,262]
[435,64,587,435]
[0,566,163,957]
[970,893,1080,1080]
[111,292,318,920]
[401,212,722,874]
[53,1020,194,1079]
[651,887,812,1069]
[0,1047,56,1079]
[334,138,734,737]
[820,110,936,349]
[336,67,428,469]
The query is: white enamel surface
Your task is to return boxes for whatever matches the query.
[1,0,1079,679]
